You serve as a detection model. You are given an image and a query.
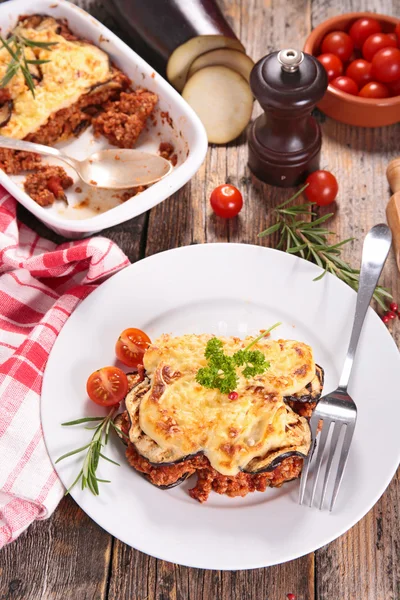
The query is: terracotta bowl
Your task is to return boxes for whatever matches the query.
[304,12,400,127]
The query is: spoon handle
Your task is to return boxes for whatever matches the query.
[338,223,392,391]
[0,135,80,172]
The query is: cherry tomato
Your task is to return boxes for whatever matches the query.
[115,328,151,368]
[305,170,338,207]
[321,31,354,62]
[317,53,343,82]
[387,33,398,45]
[330,75,358,95]
[210,184,243,219]
[389,77,400,96]
[371,47,400,82]
[86,367,128,406]
[349,17,382,49]
[345,59,373,88]
[395,22,400,40]
[362,33,397,61]
[359,81,390,98]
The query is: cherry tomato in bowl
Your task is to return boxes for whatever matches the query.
[359,81,390,98]
[305,170,338,207]
[115,328,151,368]
[87,367,128,406]
[349,17,382,49]
[345,59,373,88]
[321,31,354,62]
[317,53,343,81]
[389,77,400,96]
[210,184,243,219]
[330,75,358,95]
[371,47,400,82]
[362,33,397,61]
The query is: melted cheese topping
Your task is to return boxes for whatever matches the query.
[138,334,314,476]
[0,26,111,139]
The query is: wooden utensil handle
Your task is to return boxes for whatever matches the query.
[387,158,400,193]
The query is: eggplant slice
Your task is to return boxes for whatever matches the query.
[243,410,311,474]
[125,379,192,465]
[0,101,13,128]
[285,364,324,404]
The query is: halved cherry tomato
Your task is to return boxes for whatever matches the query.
[349,17,382,49]
[317,53,343,81]
[87,367,128,406]
[330,76,358,95]
[345,59,373,88]
[210,184,243,219]
[362,33,397,62]
[115,328,151,367]
[321,31,354,62]
[359,81,390,98]
[305,170,338,207]
[371,47,400,83]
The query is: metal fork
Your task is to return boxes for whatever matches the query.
[299,223,392,511]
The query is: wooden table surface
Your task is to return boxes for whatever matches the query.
[1,0,399,598]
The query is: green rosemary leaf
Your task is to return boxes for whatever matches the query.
[21,36,58,48]
[25,58,51,65]
[62,416,105,426]
[258,222,282,237]
[55,443,91,463]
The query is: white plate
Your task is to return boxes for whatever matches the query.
[0,0,207,238]
[41,244,400,570]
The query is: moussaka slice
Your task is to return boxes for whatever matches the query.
[119,333,323,502]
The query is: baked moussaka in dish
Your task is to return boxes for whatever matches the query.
[0,15,161,206]
[116,333,324,502]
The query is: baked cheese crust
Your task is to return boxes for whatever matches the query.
[130,333,315,476]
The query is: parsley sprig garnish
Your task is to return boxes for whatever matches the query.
[196,322,281,394]
[56,407,127,496]
[258,185,392,310]
[0,33,57,97]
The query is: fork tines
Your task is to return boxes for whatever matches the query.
[299,395,357,511]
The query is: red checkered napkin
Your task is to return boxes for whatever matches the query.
[0,187,130,547]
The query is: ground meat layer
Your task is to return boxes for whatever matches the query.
[24,166,73,207]
[0,149,41,175]
[92,89,158,148]
[25,70,131,147]
[123,410,304,503]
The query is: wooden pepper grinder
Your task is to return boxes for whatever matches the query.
[248,48,328,187]
[386,158,400,271]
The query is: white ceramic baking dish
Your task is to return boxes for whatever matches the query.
[0,0,208,238]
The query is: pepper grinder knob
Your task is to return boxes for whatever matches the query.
[247,48,328,188]
[277,48,304,72]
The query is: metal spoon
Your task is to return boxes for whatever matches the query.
[0,136,172,189]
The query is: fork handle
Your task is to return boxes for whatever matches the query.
[338,223,392,391]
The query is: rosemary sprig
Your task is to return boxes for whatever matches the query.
[0,33,56,97]
[258,184,392,310]
[56,408,122,496]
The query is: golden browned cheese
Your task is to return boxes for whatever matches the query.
[0,25,111,139]
[129,334,314,476]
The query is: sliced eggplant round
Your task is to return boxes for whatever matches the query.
[284,365,324,404]
[0,100,13,128]
[142,471,192,490]
[167,35,245,92]
[187,48,254,83]
[243,410,311,474]
[125,381,192,466]
[182,65,253,144]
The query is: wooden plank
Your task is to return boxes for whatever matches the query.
[0,497,111,600]
[311,1,400,599]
